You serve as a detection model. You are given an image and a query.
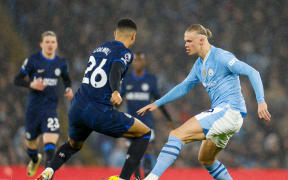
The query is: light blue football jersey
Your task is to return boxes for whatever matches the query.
[155,45,265,113]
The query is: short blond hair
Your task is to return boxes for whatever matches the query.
[41,31,57,42]
[186,24,212,38]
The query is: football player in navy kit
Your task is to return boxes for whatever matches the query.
[14,31,73,177]
[37,19,151,180]
[121,52,173,179]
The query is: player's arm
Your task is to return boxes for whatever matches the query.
[154,94,173,121]
[14,58,46,91]
[225,58,271,122]
[110,61,125,106]
[154,94,175,129]
[138,67,199,116]
[14,71,30,88]
[61,61,73,100]
[14,71,46,91]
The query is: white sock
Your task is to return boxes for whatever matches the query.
[144,173,159,180]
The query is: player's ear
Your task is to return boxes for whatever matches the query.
[199,37,204,46]
[114,31,117,39]
[40,42,43,49]
[131,32,136,41]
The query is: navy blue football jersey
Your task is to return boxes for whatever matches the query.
[121,71,159,128]
[21,51,69,110]
[74,41,134,107]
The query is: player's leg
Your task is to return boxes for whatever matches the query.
[25,137,43,177]
[198,140,232,180]
[41,113,61,167]
[25,111,43,177]
[37,103,92,180]
[197,108,243,180]
[43,133,59,167]
[119,118,151,180]
[143,129,155,177]
[145,117,205,180]
[133,144,153,179]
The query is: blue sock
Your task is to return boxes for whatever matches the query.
[44,143,56,167]
[150,136,183,177]
[205,160,232,180]
[27,148,38,163]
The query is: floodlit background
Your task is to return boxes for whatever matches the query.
[0,0,288,179]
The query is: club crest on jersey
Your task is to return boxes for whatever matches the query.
[55,68,61,76]
[208,69,214,76]
[126,85,133,90]
[141,83,149,91]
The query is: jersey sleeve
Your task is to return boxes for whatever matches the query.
[219,52,265,103]
[120,77,126,96]
[154,64,200,107]
[61,60,72,88]
[61,60,69,77]
[20,57,33,75]
[111,50,134,71]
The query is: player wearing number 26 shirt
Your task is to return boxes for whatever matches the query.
[37,19,152,180]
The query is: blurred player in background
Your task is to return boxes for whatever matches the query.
[14,31,73,177]
[138,24,271,180]
[37,18,152,180]
[121,52,173,179]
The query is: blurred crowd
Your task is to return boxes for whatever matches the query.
[1,0,288,168]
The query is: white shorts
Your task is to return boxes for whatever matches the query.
[195,105,244,148]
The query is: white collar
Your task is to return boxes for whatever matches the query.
[202,48,211,65]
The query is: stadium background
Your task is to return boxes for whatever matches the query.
[0,0,288,179]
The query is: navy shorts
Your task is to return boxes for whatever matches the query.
[68,101,135,142]
[25,108,60,140]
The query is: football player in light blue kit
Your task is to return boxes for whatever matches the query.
[138,24,271,180]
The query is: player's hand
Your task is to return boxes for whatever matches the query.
[30,77,46,91]
[258,102,271,123]
[110,91,122,106]
[64,87,74,100]
[137,103,158,116]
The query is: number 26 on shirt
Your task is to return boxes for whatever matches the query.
[82,56,107,88]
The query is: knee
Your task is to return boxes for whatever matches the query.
[68,138,83,150]
[169,129,181,139]
[198,156,215,166]
[26,140,38,149]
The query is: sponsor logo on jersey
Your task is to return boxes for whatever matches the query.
[141,83,149,91]
[37,69,45,73]
[202,81,217,88]
[126,92,150,101]
[55,68,61,76]
[43,78,58,86]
